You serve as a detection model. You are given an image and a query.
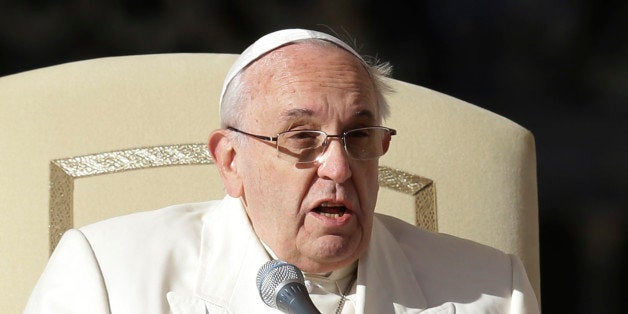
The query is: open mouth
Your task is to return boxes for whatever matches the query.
[314,202,348,219]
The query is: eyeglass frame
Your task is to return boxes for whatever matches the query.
[227,126,397,164]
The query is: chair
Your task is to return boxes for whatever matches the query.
[0,53,540,312]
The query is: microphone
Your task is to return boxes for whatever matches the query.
[256,260,321,314]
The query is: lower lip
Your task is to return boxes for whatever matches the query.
[310,210,354,226]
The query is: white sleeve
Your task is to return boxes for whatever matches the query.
[508,254,541,314]
[24,229,111,314]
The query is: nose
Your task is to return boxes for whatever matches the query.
[316,138,352,183]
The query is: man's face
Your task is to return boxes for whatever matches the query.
[234,43,381,273]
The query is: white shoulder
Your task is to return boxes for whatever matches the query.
[24,229,111,313]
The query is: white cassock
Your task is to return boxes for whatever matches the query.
[25,195,539,313]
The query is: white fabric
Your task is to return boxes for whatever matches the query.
[219,28,366,107]
[305,263,357,313]
[25,196,539,313]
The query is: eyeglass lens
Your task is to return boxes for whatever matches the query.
[276,127,392,163]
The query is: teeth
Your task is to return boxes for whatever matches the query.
[320,212,342,218]
[317,202,347,219]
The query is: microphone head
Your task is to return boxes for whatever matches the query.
[256,260,305,309]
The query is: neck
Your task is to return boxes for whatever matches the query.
[304,261,357,281]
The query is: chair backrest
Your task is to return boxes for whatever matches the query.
[0,53,539,312]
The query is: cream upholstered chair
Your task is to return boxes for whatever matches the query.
[0,53,539,312]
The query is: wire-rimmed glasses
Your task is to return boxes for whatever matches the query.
[228,126,396,164]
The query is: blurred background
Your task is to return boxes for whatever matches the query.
[1,0,626,312]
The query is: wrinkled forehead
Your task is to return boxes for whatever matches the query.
[219,29,368,109]
[244,43,379,127]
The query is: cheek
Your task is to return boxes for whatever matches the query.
[243,161,281,205]
[355,162,380,208]
[240,150,314,218]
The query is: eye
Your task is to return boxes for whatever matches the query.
[281,131,321,149]
[291,131,319,140]
[347,129,372,138]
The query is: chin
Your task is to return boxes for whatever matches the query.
[304,238,364,271]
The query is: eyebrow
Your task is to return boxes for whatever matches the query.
[280,108,314,121]
[353,109,376,121]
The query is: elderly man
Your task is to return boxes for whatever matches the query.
[25,29,539,313]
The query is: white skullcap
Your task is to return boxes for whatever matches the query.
[219,28,366,110]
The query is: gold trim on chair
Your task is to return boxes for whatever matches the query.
[49,144,436,253]
[378,166,437,233]
[48,144,214,253]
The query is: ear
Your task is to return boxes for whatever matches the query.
[208,129,243,197]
